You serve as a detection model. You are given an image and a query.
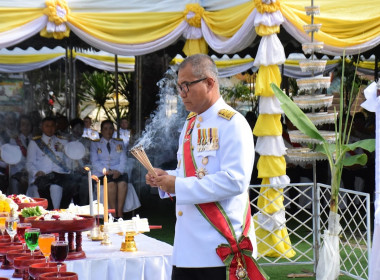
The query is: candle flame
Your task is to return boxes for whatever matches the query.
[84,166,90,172]
[91,175,99,182]
[103,168,107,175]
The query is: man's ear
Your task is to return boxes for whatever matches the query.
[206,77,215,91]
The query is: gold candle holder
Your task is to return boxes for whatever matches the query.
[91,226,104,241]
[100,225,112,245]
[120,232,138,252]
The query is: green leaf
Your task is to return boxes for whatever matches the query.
[271,83,325,143]
[315,143,336,155]
[342,153,368,166]
[344,139,375,153]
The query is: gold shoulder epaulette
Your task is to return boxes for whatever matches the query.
[33,135,41,140]
[187,112,197,120]
[57,135,67,140]
[218,109,236,120]
[113,138,123,142]
[92,139,100,142]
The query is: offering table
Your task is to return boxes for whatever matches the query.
[0,233,173,280]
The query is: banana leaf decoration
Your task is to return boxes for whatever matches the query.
[270,83,375,212]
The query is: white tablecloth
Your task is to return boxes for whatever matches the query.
[0,233,173,280]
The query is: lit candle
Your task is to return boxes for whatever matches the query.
[103,168,108,223]
[84,167,94,216]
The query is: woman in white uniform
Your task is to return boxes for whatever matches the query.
[90,120,128,218]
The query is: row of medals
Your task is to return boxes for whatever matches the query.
[196,116,209,179]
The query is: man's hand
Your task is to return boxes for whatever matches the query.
[155,175,176,194]
[35,171,45,177]
[145,168,176,194]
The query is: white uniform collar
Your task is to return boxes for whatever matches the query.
[42,134,53,143]
[197,97,226,121]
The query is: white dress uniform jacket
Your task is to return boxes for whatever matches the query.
[159,97,255,268]
[10,134,32,175]
[113,129,131,148]
[90,138,127,177]
[26,134,69,185]
[82,128,99,140]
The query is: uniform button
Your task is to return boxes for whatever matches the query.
[198,116,203,122]
[178,211,183,216]
[196,123,201,128]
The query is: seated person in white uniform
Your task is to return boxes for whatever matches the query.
[113,117,131,149]
[90,120,128,218]
[10,115,33,194]
[68,118,92,206]
[26,117,73,209]
[82,116,99,140]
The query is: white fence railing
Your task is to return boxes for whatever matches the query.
[250,183,371,280]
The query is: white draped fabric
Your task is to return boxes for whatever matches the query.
[253,34,286,67]
[201,12,257,54]
[0,0,379,57]
[75,55,134,72]
[255,136,287,156]
[0,233,173,280]
[282,18,380,56]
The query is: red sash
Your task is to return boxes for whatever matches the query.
[182,114,267,280]
[15,136,27,157]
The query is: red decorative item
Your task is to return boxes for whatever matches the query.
[6,249,41,278]
[29,262,67,280]
[0,242,23,269]
[14,255,46,280]
[25,215,95,260]
[15,198,48,211]
[39,271,78,280]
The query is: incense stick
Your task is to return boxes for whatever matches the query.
[131,145,173,200]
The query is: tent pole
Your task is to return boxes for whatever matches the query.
[115,54,120,137]
[71,47,77,119]
[375,55,378,82]
[65,45,70,118]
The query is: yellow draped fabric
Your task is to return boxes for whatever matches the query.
[255,25,280,37]
[254,216,296,258]
[257,156,286,179]
[69,12,183,44]
[255,65,281,97]
[202,2,254,37]
[0,1,379,54]
[0,53,63,64]
[253,114,282,137]
[0,8,41,32]
[281,0,380,47]
[183,38,208,57]
[254,178,296,258]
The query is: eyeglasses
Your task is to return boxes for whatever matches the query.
[176,77,207,94]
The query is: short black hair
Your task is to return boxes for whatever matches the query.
[41,116,56,125]
[18,114,33,132]
[100,119,114,130]
[70,118,84,129]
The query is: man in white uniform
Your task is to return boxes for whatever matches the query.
[26,117,73,209]
[146,55,265,280]
[82,116,99,140]
[113,117,131,148]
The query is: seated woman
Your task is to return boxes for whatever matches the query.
[90,120,128,218]
[10,115,33,194]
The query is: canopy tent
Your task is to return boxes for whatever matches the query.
[1,47,379,79]
[0,47,134,73]
[0,0,379,57]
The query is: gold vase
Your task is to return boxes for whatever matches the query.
[120,232,138,252]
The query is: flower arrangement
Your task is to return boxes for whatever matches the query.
[0,191,18,214]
